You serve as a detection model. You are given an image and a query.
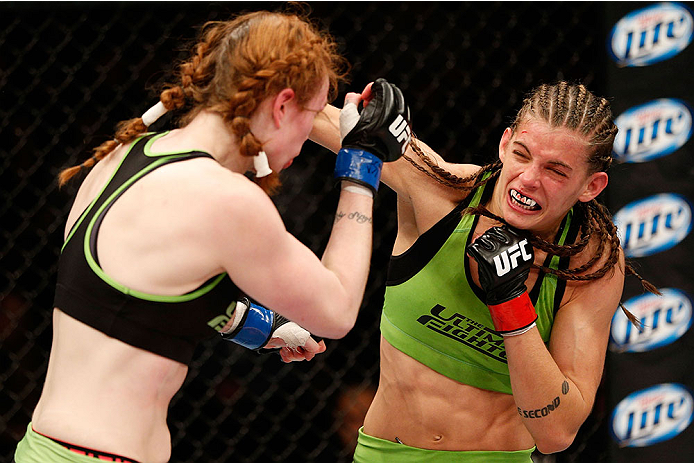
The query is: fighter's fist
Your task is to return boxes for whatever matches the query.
[341,78,411,162]
[467,226,533,306]
[334,79,411,194]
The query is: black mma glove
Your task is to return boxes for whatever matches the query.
[334,78,411,194]
[467,226,538,336]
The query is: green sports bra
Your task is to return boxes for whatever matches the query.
[381,175,578,393]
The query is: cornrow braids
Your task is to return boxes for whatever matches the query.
[570,84,589,130]
[537,84,551,122]
[512,81,619,176]
[554,81,569,127]
[581,96,609,135]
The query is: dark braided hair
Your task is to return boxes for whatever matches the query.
[405,82,659,326]
[59,8,348,193]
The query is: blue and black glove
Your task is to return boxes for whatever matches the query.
[220,298,313,351]
[334,78,411,194]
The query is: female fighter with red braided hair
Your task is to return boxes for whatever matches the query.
[313,81,657,462]
[14,10,410,463]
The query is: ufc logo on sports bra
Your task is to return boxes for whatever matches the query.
[493,239,532,277]
[389,114,412,153]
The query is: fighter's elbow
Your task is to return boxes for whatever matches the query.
[331,320,356,339]
[314,301,358,340]
[534,429,577,455]
[318,318,355,340]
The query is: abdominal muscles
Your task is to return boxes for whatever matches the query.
[362,337,534,451]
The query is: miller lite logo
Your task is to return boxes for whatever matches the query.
[608,2,694,67]
[610,383,694,447]
[494,239,532,277]
[613,194,692,258]
[613,99,694,163]
[389,114,411,154]
[610,288,692,353]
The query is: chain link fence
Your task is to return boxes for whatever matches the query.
[1,2,611,461]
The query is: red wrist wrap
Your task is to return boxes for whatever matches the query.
[487,292,538,335]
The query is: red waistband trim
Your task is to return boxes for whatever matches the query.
[32,425,140,463]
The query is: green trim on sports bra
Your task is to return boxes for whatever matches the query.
[80,147,227,303]
[61,134,149,252]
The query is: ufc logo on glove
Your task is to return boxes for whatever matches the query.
[388,114,411,151]
[493,239,533,277]
[335,78,411,194]
[467,226,538,336]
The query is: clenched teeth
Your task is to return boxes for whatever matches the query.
[510,189,540,210]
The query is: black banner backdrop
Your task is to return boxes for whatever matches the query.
[603,2,694,463]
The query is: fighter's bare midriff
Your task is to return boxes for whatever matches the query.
[363,336,535,451]
[31,309,187,463]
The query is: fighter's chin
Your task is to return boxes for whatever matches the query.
[501,204,539,231]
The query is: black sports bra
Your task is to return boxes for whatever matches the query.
[54,133,241,364]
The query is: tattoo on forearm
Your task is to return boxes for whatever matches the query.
[349,211,372,224]
[517,380,569,419]
[335,210,372,224]
[518,397,561,419]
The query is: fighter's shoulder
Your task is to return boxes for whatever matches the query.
[161,159,276,219]
[571,230,624,276]
[564,230,625,309]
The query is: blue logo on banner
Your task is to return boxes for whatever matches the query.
[614,194,692,258]
[608,2,694,67]
[613,99,694,163]
[610,383,694,447]
[610,288,692,352]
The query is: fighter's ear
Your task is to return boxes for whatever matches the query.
[578,171,608,203]
[498,127,513,162]
[271,88,296,127]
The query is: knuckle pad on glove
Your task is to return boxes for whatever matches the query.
[466,225,534,303]
[342,78,410,163]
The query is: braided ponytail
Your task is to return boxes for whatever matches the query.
[59,9,347,191]
[58,110,149,187]
[58,77,184,188]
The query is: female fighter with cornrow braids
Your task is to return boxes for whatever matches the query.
[312,81,657,461]
[15,10,411,463]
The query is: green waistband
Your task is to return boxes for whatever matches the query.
[15,423,133,463]
[354,427,534,463]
